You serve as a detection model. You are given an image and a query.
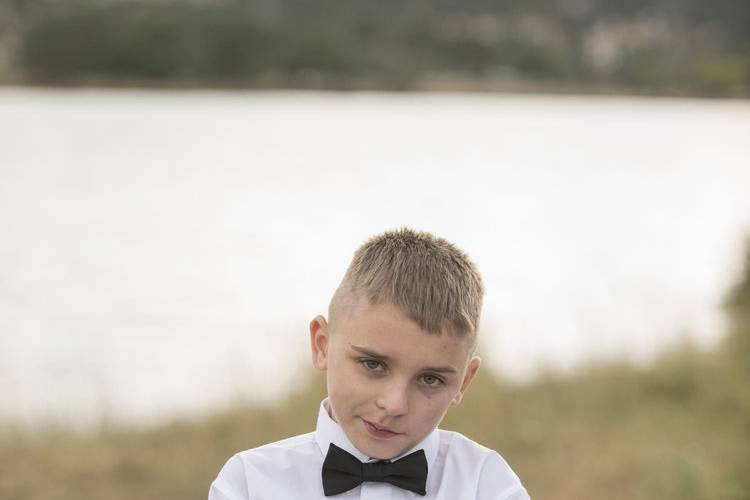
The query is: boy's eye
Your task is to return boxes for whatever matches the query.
[361,359,384,372]
[421,374,444,387]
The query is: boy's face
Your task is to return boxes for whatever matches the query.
[310,298,480,460]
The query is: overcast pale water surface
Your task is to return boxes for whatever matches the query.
[1,88,749,428]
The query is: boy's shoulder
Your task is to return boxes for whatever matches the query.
[438,429,528,498]
[211,432,319,498]
[234,431,318,462]
[438,428,498,459]
[218,431,318,478]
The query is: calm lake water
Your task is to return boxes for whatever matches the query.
[1,88,749,428]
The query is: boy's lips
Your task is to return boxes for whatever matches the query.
[362,418,402,438]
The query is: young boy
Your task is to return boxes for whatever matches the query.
[209,228,529,499]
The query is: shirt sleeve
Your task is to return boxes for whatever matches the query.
[476,452,530,500]
[208,454,251,500]
[208,484,236,500]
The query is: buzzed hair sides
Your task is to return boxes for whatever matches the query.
[329,228,484,346]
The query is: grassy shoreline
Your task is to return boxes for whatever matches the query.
[2,330,748,500]
[1,75,747,100]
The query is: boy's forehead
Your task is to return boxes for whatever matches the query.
[334,302,474,366]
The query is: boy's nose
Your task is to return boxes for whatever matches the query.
[376,382,409,416]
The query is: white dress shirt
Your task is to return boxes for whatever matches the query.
[209,399,530,500]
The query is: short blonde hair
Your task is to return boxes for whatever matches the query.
[329,228,484,344]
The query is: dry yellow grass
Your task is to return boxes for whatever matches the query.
[1,336,747,500]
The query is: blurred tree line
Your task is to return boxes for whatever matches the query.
[1,0,749,95]
[0,0,750,96]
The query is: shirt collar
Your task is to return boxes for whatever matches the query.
[314,398,439,469]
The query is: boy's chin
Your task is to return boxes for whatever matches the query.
[352,432,412,461]
[358,442,405,461]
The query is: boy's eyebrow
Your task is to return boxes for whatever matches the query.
[350,345,458,374]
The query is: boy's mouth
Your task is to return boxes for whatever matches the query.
[362,418,401,438]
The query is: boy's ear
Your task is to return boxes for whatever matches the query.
[451,356,481,406]
[309,315,330,371]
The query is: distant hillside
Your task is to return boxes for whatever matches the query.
[1,0,749,96]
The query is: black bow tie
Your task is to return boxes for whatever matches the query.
[321,443,428,496]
